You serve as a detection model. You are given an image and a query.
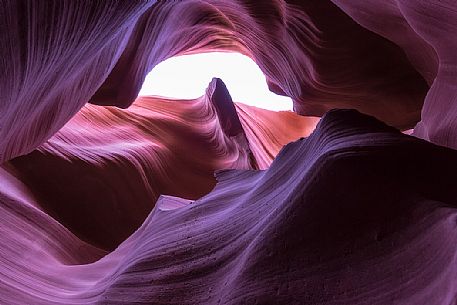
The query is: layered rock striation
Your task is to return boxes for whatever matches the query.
[1,0,457,304]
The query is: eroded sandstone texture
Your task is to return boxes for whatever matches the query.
[1,1,456,304]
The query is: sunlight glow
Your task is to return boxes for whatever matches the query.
[139,52,293,111]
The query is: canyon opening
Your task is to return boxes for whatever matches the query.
[139,52,294,111]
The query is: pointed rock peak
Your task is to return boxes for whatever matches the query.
[205,78,243,137]
[206,78,232,103]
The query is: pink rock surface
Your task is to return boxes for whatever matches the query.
[1,1,457,304]
[0,1,153,163]
[1,0,430,163]
[91,0,428,128]
[2,110,457,304]
[8,79,315,250]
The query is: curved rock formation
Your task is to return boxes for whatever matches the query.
[2,0,457,304]
[0,1,152,163]
[1,0,431,162]
[331,0,457,149]
[2,110,457,304]
[8,79,315,250]
[92,0,428,128]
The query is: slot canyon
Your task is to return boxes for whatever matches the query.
[0,0,456,304]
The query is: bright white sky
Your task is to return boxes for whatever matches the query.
[139,52,293,111]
